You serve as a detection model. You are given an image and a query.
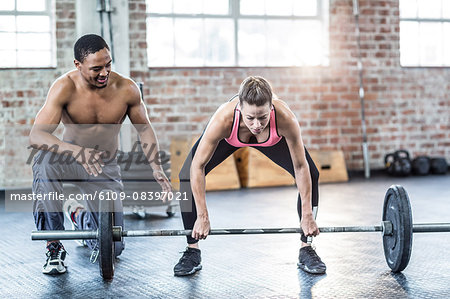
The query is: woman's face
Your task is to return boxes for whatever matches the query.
[240,101,271,135]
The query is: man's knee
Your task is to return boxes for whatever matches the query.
[32,151,62,176]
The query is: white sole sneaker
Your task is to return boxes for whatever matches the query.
[63,199,87,246]
[43,259,67,275]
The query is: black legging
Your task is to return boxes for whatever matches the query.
[179,136,319,244]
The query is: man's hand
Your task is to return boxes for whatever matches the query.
[75,147,105,176]
[300,215,320,237]
[192,215,210,240]
[153,169,172,201]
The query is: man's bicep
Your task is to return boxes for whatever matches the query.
[128,99,150,124]
[127,82,150,125]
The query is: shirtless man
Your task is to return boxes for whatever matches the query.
[174,76,326,276]
[29,34,171,275]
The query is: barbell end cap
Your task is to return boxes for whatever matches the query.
[381,220,393,236]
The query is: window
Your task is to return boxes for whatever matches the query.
[400,0,450,67]
[146,0,329,67]
[0,0,55,68]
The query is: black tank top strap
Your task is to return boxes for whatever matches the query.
[228,94,239,102]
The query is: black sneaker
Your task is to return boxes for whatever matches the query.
[43,242,67,275]
[173,247,202,276]
[297,246,326,274]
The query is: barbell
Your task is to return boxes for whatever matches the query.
[31,185,450,280]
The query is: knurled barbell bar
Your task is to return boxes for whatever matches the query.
[31,185,450,281]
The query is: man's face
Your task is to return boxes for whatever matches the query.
[74,48,112,88]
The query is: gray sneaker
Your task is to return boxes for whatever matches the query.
[297,246,326,274]
[43,242,67,275]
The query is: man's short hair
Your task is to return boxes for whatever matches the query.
[238,76,273,107]
[74,34,110,62]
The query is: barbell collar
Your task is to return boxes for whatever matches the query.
[382,221,393,236]
[113,226,123,242]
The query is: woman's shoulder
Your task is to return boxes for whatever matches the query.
[272,98,300,136]
[272,98,295,120]
[216,98,238,120]
[204,99,237,140]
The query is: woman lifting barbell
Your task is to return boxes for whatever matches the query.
[174,76,326,276]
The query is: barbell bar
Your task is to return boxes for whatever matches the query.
[31,223,450,241]
[30,185,450,280]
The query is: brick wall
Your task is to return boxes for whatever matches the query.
[0,0,77,187]
[1,0,449,187]
[129,0,450,170]
[1,0,76,125]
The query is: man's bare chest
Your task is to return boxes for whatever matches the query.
[64,96,127,124]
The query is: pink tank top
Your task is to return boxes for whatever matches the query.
[225,104,282,147]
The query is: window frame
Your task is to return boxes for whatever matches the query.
[145,0,329,68]
[399,1,450,67]
[0,0,56,69]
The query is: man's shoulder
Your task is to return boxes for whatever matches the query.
[48,71,77,102]
[110,72,140,99]
[55,70,77,86]
[111,71,136,89]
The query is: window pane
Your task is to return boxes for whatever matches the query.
[147,0,328,67]
[443,0,450,19]
[240,0,265,15]
[266,20,294,65]
[0,0,14,11]
[417,0,441,19]
[293,0,317,16]
[0,50,16,67]
[399,0,417,18]
[444,23,450,66]
[0,33,16,50]
[419,22,442,66]
[203,0,229,15]
[238,19,266,66]
[147,0,172,14]
[17,16,50,32]
[293,20,323,65]
[17,33,51,50]
[0,16,16,32]
[17,50,52,67]
[400,21,419,66]
[147,17,174,66]
[17,0,46,11]
[173,18,203,66]
[204,19,234,65]
[266,0,293,16]
[173,0,202,14]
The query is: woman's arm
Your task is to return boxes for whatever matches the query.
[276,100,320,237]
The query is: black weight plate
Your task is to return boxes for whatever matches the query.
[99,197,115,280]
[382,185,413,272]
